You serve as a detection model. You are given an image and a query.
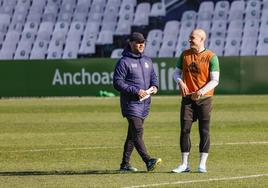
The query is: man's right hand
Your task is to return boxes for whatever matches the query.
[178,80,189,97]
[138,89,148,99]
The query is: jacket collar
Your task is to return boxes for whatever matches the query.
[122,45,144,59]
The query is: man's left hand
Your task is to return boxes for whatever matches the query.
[150,86,158,94]
[191,90,202,101]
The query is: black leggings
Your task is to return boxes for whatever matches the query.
[180,97,212,153]
[121,116,150,166]
[180,119,210,153]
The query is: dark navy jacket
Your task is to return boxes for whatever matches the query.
[113,47,159,119]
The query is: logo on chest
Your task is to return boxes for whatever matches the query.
[131,64,137,68]
[187,62,200,74]
[144,62,149,68]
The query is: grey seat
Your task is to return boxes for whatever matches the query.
[224,37,241,56]
[0,30,20,59]
[213,0,229,21]
[228,0,245,21]
[208,37,225,56]
[111,48,123,59]
[30,39,49,59]
[150,2,166,17]
[47,39,64,59]
[256,36,268,55]
[162,20,180,42]
[245,0,261,21]
[240,36,257,56]
[181,10,196,22]
[79,21,100,55]
[133,3,151,26]
[158,40,175,57]
[36,21,54,41]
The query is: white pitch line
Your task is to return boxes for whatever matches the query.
[123,174,268,188]
[1,141,267,153]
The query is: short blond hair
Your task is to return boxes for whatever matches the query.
[192,28,207,42]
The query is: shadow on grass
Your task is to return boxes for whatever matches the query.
[0,170,155,176]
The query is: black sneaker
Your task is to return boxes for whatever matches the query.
[146,158,162,171]
[120,164,138,172]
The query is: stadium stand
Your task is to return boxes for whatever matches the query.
[1,0,268,59]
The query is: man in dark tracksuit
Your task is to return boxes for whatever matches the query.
[113,32,162,172]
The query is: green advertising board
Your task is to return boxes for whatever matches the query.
[0,56,267,97]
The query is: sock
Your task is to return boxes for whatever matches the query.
[181,152,190,167]
[199,152,208,169]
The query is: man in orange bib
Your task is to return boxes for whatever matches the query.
[172,29,220,173]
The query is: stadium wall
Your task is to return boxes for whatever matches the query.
[0,56,267,97]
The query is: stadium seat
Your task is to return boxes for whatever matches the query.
[111,48,123,59]
[263,0,268,10]
[47,39,64,59]
[259,15,268,38]
[52,21,70,42]
[0,30,20,59]
[73,0,90,23]
[256,36,268,55]
[79,21,100,55]
[43,6,58,23]
[96,30,114,45]
[227,20,243,38]
[150,2,166,17]
[63,22,84,59]
[11,11,26,26]
[0,13,11,33]
[133,3,151,26]
[162,20,180,41]
[119,0,135,17]
[79,34,97,55]
[181,10,196,22]
[158,40,175,57]
[208,37,225,56]
[240,36,257,56]
[224,37,241,56]
[144,41,160,57]
[144,29,163,57]
[90,0,106,14]
[123,0,136,6]
[245,0,261,21]
[60,0,76,13]
[213,0,229,21]
[147,29,163,43]
[175,39,189,57]
[15,40,33,61]
[23,21,39,35]
[197,1,214,21]
[36,21,55,41]
[228,0,245,21]
[115,15,132,35]
[210,20,227,38]
[12,0,30,24]
[30,39,49,59]
[0,0,17,16]
[102,3,118,32]
[58,12,73,22]
[243,20,259,38]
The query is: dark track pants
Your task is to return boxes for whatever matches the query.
[180,96,212,153]
[121,116,150,166]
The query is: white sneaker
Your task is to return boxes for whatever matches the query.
[171,165,190,173]
[198,167,207,173]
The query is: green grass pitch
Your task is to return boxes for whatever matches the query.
[0,95,267,187]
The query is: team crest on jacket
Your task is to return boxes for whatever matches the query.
[145,62,149,68]
[131,63,137,68]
